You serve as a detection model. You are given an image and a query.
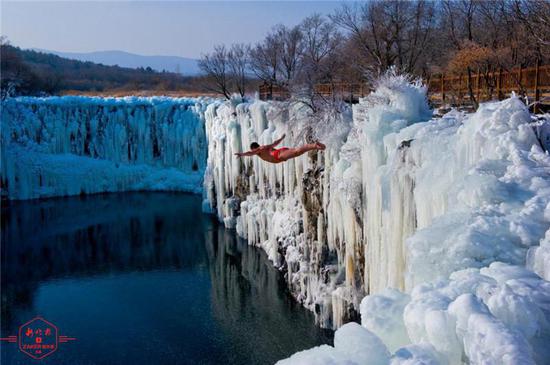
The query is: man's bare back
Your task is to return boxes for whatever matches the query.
[234,134,326,164]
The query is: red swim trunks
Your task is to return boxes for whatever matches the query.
[270,147,289,162]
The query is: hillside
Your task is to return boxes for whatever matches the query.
[1,45,201,96]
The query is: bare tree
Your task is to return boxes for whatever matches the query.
[439,0,543,68]
[198,45,231,99]
[438,0,550,105]
[440,0,481,106]
[300,14,341,77]
[331,1,436,74]
[513,0,550,60]
[248,24,305,95]
[228,43,250,98]
[273,24,304,86]
[295,14,343,111]
[249,33,281,88]
[199,0,549,107]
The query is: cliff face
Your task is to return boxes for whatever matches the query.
[203,76,438,328]
[2,81,549,363]
[203,72,550,364]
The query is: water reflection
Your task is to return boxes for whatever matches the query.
[1,193,331,365]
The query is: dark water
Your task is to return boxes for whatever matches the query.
[1,193,332,365]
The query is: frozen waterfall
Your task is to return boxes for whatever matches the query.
[1,96,208,199]
[2,77,549,365]
[203,75,550,364]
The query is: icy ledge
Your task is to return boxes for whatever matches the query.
[280,262,550,365]
[203,74,550,364]
[1,96,209,199]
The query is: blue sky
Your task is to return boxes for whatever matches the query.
[1,1,348,58]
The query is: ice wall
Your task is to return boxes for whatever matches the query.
[204,75,550,364]
[6,87,546,364]
[203,97,349,327]
[1,96,208,199]
[203,75,437,327]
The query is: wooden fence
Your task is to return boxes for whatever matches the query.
[259,83,368,103]
[426,63,550,110]
[258,63,550,111]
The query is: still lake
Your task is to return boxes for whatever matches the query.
[1,192,332,365]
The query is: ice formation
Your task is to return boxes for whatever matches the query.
[3,74,549,364]
[1,96,208,199]
[203,74,550,363]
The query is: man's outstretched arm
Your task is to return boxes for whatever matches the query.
[266,134,286,149]
[235,150,258,157]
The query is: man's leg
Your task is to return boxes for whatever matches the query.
[278,143,322,161]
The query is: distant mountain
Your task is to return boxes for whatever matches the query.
[32,49,202,76]
[2,45,201,96]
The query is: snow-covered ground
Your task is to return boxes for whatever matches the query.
[1,96,208,199]
[3,77,550,364]
[203,74,550,364]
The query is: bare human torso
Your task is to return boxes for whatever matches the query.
[257,148,283,164]
[235,134,325,164]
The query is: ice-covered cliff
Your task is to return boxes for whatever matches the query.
[203,74,550,364]
[1,96,208,199]
[2,79,549,364]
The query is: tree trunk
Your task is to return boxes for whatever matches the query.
[467,67,478,109]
